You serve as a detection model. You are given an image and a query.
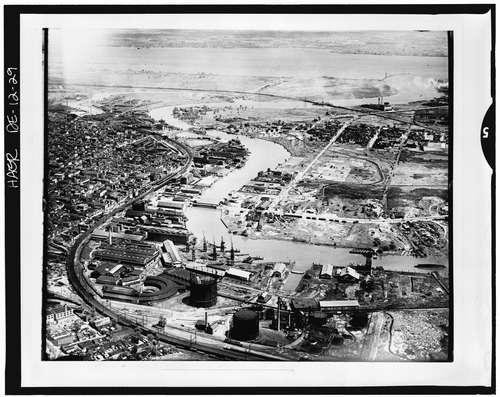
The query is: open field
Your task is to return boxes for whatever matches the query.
[391,161,448,186]
[387,186,448,217]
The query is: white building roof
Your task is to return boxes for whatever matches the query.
[226,267,252,281]
[185,263,225,278]
[338,266,361,280]
[319,300,359,308]
[273,262,287,273]
[321,263,334,275]
[109,264,124,275]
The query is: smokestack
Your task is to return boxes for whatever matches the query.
[277,297,281,331]
[205,311,208,328]
[230,241,235,264]
[212,239,217,260]
[108,229,112,245]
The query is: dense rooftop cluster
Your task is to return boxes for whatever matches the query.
[193,138,248,168]
[46,102,186,246]
[46,304,179,360]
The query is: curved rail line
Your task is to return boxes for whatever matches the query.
[63,135,283,360]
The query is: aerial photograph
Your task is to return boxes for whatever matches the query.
[45,29,450,361]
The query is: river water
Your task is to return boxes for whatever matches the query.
[149,104,448,290]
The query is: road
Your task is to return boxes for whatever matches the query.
[360,311,386,361]
[381,122,412,208]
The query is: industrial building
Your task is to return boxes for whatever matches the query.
[257,292,272,304]
[361,97,393,111]
[320,263,334,279]
[92,228,146,242]
[272,263,287,278]
[101,275,179,303]
[319,300,359,311]
[48,331,74,347]
[290,298,319,312]
[162,239,182,264]
[96,274,120,286]
[121,275,141,286]
[139,225,190,245]
[93,240,159,266]
[101,285,137,301]
[157,199,186,211]
[46,304,75,324]
[225,267,252,282]
[185,263,225,278]
[337,267,361,282]
[92,262,131,278]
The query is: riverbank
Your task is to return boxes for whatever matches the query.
[150,105,448,275]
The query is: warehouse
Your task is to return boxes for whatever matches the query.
[162,239,182,264]
[140,225,189,245]
[290,298,319,312]
[94,241,159,266]
[272,262,287,278]
[157,199,186,211]
[96,274,120,286]
[121,275,141,286]
[337,267,361,282]
[320,263,334,279]
[185,263,225,278]
[319,300,359,312]
[225,267,252,282]
[91,228,146,242]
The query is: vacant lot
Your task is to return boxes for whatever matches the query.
[387,186,448,217]
[323,182,384,201]
[391,158,448,186]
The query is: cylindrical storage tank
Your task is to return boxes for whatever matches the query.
[310,311,328,327]
[189,276,217,308]
[231,309,259,341]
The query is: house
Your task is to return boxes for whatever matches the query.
[272,263,287,278]
[320,264,334,279]
[337,267,361,282]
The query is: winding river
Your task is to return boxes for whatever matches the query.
[149,105,448,290]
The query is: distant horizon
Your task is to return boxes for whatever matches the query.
[49,29,448,58]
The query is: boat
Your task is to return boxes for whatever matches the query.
[414,263,446,270]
